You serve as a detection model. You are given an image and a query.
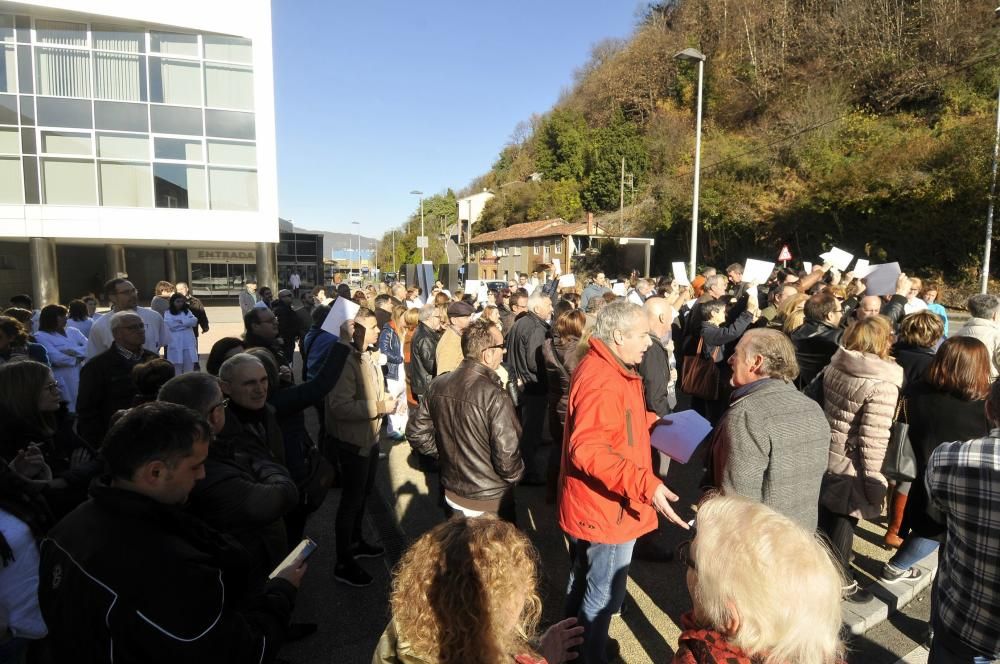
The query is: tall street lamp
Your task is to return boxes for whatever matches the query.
[674,47,706,283]
[351,221,360,283]
[983,85,1000,293]
[410,190,425,263]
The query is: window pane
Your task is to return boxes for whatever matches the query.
[20,127,34,154]
[35,19,86,47]
[0,44,15,93]
[205,109,254,139]
[0,94,15,124]
[36,48,90,97]
[100,161,151,207]
[16,45,29,93]
[94,52,146,102]
[0,156,21,202]
[207,140,255,167]
[93,25,143,53]
[22,155,38,203]
[205,63,253,110]
[204,35,252,64]
[42,158,96,205]
[94,101,147,132]
[0,16,13,43]
[150,105,201,135]
[150,57,201,105]
[154,163,205,208]
[0,127,16,152]
[150,32,198,57]
[37,97,92,128]
[97,133,148,159]
[209,167,257,211]
[18,95,32,125]
[42,131,91,155]
[154,137,202,161]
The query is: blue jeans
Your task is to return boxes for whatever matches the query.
[889,535,939,570]
[564,535,635,664]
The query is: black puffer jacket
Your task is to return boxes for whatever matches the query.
[506,312,550,396]
[39,483,296,664]
[408,322,440,398]
[406,360,524,500]
[790,319,843,388]
[892,341,936,395]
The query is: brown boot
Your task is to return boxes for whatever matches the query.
[884,491,907,548]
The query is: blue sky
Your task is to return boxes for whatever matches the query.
[272,1,644,240]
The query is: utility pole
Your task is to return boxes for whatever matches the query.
[983,84,1000,294]
[392,229,396,274]
[467,199,473,269]
[619,157,625,236]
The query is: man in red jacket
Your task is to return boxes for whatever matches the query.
[559,300,688,663]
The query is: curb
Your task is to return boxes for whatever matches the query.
[842,550,938,635]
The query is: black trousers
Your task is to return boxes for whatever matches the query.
[334,445,379,562]
[818,504,859,577]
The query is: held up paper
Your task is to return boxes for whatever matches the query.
[558,273,576,289]
[819,246,854,272]
[672,261,691,286]
[803,261,813,274]
[853,259,872,278]
[612,282,627,296]
[650,410,713,464]
[863,262,901,296]
[552,258,561,274]
[321,295,360,337]
[742,258,775,284]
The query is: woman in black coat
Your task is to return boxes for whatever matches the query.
[695,297,757,424]
[880,337,991,582]
[892,311,944,396]
[541,309,585,503]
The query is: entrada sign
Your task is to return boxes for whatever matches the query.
[194,250,256,261]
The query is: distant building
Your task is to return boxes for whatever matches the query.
[456,190,495,229]
[469,216,607,281]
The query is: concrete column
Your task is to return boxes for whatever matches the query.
[105,244,127,279]
[164,249,178,283]
[255,242,277,291]
[28,237,59,306]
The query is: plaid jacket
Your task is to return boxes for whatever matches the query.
[926,431,1000,656]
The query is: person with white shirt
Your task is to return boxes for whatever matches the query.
[627,278,654,306]
[34,304,88,412]
[85,279,170,360]
[163,293,199,375]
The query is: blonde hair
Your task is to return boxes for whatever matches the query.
[843,315,893,359]
[690,494,845,664]
[390,517,542,664]
[777,293,808,335]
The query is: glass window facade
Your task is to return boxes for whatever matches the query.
[0,13,257,210]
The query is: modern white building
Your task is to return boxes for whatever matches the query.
[0,0,279,305]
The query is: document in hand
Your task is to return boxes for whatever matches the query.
[650,410,713,464]
[612,282,627,296]
[742,258,775,284]
[819,246,854,272]
[321,295,360,337]
[558,273,577,289]
[672,262,691,286]
[853,258,872,278]
[803,261,813,274]
[863,262,901,296]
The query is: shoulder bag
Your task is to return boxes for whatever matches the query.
[680,337,720,401]
[881,398,918,482]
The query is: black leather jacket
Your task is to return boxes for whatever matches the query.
[790,319,843,388]
[506,311,550,395]
[408,322,440,398]
[406,360,524,500]
[880,294,908,329]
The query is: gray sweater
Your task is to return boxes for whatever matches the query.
[707,379,830,530]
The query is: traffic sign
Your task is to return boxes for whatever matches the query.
[777,244,792,262]
[416,236,429,248]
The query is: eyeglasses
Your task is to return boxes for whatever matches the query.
[44,381,60,392]
[485,344,505,351]
[676,540,696,571]
[210,398,229,413]
[114,287,137,296]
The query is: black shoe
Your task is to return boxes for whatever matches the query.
[605,637,621,661]
[351,540,385,558]
[843,580,874,603]
[285,622,318,641]
[880,563,922,584]
[334,561,373,587]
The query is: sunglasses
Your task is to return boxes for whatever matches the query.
[676,540,696,571]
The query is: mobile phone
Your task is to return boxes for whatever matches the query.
[268,538,318,579]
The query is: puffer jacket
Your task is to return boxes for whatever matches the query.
[819,347,903,519]
[790,319,843,388]
[378,321,404,381]
[954,316,1000,379]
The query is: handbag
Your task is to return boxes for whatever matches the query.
[882,398,918,482]
[680,337,720,401]
[300,438,337,512]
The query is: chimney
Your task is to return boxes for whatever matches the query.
[587,212,594,236]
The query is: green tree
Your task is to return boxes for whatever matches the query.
[533,109,590,182]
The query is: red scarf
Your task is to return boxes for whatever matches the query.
[674,612,758,664]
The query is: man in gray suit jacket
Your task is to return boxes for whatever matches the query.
[706,328,830,531]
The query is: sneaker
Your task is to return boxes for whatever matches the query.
[351,540,385,559]
[842,580,874,604]
[881,562,922,584]
[334,561,373,587]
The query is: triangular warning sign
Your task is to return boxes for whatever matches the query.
[777,244,792,261]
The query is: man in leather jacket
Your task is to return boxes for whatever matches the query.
[408,304,442,401]
[406,318,524,522]
[790,292,844,388]
[506,291,553,485]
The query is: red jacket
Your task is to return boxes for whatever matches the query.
[558,338,662,544]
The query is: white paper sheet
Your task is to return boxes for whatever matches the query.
[853,259,872,278]
[742,258,775,284]
[552,258,561,274]
[321,295,360,337]
[650,410,713,464]
[612,282,627,296]
[672,261,691,286]
[863,262,901,296]
[819,246,854,272]
[558,274,576,289]
[803,261,813,274]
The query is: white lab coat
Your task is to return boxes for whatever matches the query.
[86,307,171,359]
[163,310,198,372]
[34,327,88,412]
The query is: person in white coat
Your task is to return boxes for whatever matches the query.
[85,279,170,360]
[34,304,88,412]
[163,293,198,375]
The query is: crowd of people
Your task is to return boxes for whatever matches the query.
[0,260,998,664]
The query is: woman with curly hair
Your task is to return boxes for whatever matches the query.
[374,517,582,664]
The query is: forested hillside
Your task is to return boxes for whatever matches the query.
[382,0,1000,279]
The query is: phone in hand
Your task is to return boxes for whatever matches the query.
[268,538,318,580]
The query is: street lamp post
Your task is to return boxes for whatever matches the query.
[351,221,360,283]
[392,229,397,274]
[674,47,706,283]
[983,84,1000,294]
[410,190,425,263]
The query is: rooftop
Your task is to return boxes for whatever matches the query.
[471,218,605,244]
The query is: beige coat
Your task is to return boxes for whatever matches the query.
[434,326,463,376]
[820,347,903,519]
[954,317,1000,379]
[325,343,388,456]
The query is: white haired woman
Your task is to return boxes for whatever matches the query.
[675,494,845,664]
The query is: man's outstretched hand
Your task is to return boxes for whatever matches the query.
[652,483,689,529]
